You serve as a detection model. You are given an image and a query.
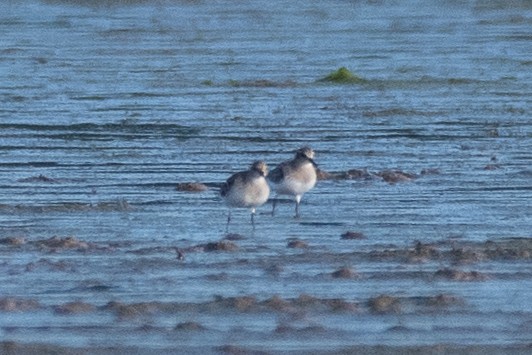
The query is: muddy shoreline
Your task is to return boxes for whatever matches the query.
[2,341,531,355]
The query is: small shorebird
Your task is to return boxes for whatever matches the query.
[269,146,318,218]
[220,160,270,229]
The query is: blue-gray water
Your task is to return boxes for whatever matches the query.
[0,0,531,353]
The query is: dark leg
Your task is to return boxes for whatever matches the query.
[251,208,257,229]
[226,211,231,232]
[271,198,277,216]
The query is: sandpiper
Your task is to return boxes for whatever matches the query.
[269,146,318,218]
[220,160,270,229]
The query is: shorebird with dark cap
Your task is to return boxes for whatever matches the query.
[269,147,318,218]
[220,160,270,229]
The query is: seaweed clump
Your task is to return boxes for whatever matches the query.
[318,67,366,84]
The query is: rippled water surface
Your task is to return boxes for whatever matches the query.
[1,0,531,353]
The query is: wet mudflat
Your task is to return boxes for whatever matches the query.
[1,0,531,353]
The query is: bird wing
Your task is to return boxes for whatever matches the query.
[220,181,229,197]
[268,163,286,183]
[220,172,239,197]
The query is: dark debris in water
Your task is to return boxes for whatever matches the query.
[17,174,59,183]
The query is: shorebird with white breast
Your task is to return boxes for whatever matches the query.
[220,160,270,229]
[269,146,318,218]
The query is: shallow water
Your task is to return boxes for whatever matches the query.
[0,0,531,353]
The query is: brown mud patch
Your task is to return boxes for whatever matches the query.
[331,267,358,279]
[20,236,115,254]
[197,240,239,252]
[2,342,530,354]
[1,236,119,254]
[317,168,372,181]
[0,236,26,246]
[366,293,465,314]
[54,301,96,315]
[217,344,270,355]
[435,268,489,281]
[0,293,466,318]
[174,321,206,331]
[101,295,360,317]
[341,231,366,240]
[484,163,502,170]
[35,236,91,252]
[369,238,532,264]
[368,295,401,314]
[214,295,258,312]
[25,258,76,272]
[0,297,41,312]
[376,170,417,184]
[369,241,442,263]
[175,182,208,192]
[317,167,425,183]
[104,301,174,318]
[421,294,465,308]
[287,239,308,249]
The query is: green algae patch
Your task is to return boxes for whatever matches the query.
[318,67,366,84]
